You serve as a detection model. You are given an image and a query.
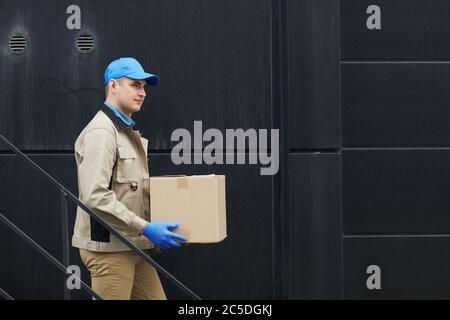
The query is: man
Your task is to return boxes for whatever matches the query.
[72,57,187,300]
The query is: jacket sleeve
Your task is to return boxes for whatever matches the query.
[77,127,148,236]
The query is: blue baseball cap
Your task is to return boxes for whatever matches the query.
[104,57,160,86]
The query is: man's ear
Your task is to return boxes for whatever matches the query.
[110,79,117,92]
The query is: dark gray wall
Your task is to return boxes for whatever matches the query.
[5,0,448,300]
[285,0,342,299]
[341,0,450,299]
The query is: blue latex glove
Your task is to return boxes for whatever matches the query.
[143,222,187,249]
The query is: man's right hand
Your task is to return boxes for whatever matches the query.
[143,222,187,249]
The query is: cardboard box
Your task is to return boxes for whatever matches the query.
[149,174,227,243]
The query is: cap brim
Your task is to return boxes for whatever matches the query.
[127,72,160,85]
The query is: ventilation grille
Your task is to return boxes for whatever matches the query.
[9,35,26,54]
[76,34,95,53]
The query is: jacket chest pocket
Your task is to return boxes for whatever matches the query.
[116,146,140,183]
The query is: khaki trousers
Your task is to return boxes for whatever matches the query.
[79,248,167,300]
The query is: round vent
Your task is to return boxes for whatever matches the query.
[9,34,27,54]
[76,33,95,54]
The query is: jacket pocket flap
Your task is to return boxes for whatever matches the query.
[117,146,137,159]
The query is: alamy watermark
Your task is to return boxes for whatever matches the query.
[66,265,81,290]
[171,121,279,176]
[366,265,381,290]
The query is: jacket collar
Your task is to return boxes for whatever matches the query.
[100,103,133,130]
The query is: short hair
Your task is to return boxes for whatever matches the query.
[105,78,124,97]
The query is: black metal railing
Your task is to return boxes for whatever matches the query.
[0,286,14,300]
[0,133,201,300]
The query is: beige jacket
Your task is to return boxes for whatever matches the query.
[72,104,154,252]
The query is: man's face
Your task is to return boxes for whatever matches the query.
[113,77,147,114]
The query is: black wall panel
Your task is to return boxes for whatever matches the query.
[0,0,272,151]
[343,150,450,234]
[341,0,450,299]
[288,154,342,299]
[344,237,450,299]
[341,0,450,60]
[342,64,450,146]
[288,0,340,148]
